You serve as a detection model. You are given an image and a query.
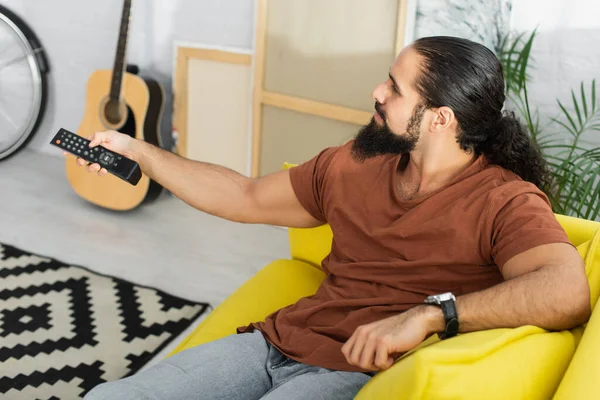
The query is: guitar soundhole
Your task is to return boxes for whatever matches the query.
[119,104,136,138]
[104,99,124,125]
[102,99,136,139]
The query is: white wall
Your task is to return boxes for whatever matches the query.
[510,0,600,145]
[2,0,254,156]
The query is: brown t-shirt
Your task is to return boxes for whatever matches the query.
[238,140,571,372]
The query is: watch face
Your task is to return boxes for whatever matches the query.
[426,292,455,303]
[437,292,455,302]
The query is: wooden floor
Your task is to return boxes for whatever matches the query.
[0,149,290,364]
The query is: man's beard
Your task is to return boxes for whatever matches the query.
[350,103,426,162]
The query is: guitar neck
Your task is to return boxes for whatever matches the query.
[109,0,133,102]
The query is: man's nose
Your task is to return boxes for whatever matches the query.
[372,82,388,105]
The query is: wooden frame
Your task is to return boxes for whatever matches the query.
[250,0,411,177]
[174,46,252,159]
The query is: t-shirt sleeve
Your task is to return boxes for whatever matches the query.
[489,183,573,270]
[288,146,341,223]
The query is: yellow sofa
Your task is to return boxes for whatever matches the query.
[168,213,600,399]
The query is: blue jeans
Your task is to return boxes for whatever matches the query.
[85,330,373,399]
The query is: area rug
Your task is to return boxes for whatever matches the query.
[0,242,211,399]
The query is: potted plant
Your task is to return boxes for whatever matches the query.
[499,29,600,221]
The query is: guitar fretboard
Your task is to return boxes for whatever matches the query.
[109,0,132,101]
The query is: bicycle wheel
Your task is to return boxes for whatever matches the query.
[0,5,49,161]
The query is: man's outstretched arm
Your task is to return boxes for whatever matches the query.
[342,242,591,371]
[71,130,322,228]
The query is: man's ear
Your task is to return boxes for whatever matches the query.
[430,106,455,132]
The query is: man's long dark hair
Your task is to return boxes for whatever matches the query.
[411,36,550,190]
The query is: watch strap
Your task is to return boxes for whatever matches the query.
[438,299,459,339]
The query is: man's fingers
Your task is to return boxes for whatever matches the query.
[89,131,110,148]
[349,331,367,366]
[76,157,86,166]
[89,136,101,147]
[358,336,377,370]
[374,342,393,370]
[87,163,101,173]
[98,168,108,176]
[341,334,356,361]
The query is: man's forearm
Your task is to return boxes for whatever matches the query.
[423,264,591,335]
[131,139,252,221]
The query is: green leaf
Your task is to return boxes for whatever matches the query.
[548,118,577,137]
[517,32,536,93]
[581,82,589,119]
[540,144,588,152]
[563,159,597,212]
[581,148,600,159]
[557,99,579,134]
[571,89,583,129]
[577,175,597,219]
[537,138,567,148]
[500,30,536,95]
[503,32,527,65]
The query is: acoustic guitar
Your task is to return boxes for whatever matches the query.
[65,0,166,211]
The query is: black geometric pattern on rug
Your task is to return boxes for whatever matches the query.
[0,242,211,399]
[1,303,52,337]
[0,278,98,363]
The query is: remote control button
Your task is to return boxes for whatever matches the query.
[98,152,115,166]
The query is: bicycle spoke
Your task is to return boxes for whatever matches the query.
[0,48,40,71]
[0,40,18,56]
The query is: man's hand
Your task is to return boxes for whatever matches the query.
[65,130,137,176]
[341,305,440,371]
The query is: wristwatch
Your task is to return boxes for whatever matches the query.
[424,292,459,339]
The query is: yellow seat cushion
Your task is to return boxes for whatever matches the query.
[356,326,582,400]
[356,228,600,400]
[167,259,325,355]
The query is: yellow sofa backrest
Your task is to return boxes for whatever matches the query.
[554,214,600,247]
[289,224,333,268]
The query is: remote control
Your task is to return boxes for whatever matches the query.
[50,128,142,186]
